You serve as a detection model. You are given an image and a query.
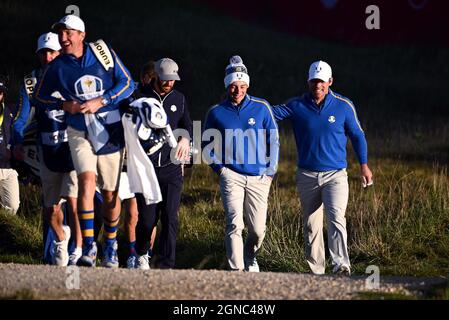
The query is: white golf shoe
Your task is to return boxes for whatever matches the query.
[52,225,71,267]
[244,258,260,272]
[136,254,150,270]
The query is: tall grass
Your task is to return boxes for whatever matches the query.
[347,162,449,276]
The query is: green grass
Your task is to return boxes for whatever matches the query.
[0,0,448,282]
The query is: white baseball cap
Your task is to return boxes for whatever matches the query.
[36,32,61,53]
[52,14,85,33]
[308,60,332,82]
[155,58,181,81]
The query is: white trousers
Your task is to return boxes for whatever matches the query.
[0,168,20,214]
[296,168,350,274]
[219,167,272,271]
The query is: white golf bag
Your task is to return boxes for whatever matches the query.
[130,97,177,154]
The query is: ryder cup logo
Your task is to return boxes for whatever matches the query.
[248,117,256,125]
[47,109,65,123]
[328,115,336,123]
[74,75,105,100]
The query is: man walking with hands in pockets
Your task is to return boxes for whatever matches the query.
[204,55,279,272]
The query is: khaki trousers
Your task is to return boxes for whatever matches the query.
[219,167,272,271]
[296,168,350,274]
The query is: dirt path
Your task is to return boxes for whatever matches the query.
[0,263,445,300]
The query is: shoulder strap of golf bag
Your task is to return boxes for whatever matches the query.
[89,39,115,71]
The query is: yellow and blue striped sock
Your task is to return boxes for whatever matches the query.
[79,209,95,246]
[103,216,119,246]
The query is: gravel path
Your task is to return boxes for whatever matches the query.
[0,263,445,300]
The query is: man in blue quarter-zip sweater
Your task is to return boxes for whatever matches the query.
[272,60,373,276]
[203,55,279,272]
[34,15,134,268]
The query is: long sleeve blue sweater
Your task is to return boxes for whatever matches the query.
[272,89,368,171]
[203,94,279,176]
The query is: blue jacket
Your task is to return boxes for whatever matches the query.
[272,89,368,171]
[12,69,41,146]
[203,94,279,176]
[34,42,134,154]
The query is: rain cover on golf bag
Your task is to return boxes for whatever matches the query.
[126,97,177,155]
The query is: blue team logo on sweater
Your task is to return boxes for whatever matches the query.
[74,75,105,101]
[248,117,256,125]
[328,115,336,123]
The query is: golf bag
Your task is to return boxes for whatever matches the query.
[125,97,177,154]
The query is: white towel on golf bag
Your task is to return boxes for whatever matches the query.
[122,114,162,205]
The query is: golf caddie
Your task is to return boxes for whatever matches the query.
[34,14,134,268]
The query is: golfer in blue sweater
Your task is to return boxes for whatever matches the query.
[203,56,279,272]
[272,60,373,276]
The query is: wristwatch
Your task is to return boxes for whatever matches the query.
[101,96,109,106]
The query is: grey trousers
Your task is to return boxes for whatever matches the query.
[296,168,350,274]
[219,167,272,271]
